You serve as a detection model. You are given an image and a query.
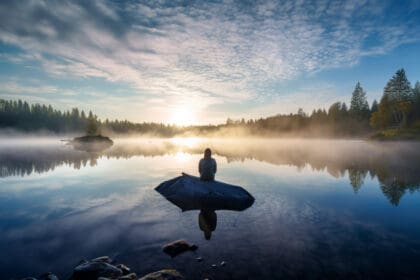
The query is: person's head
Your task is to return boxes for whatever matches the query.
[204,148,212,158]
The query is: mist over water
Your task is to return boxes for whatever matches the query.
[1,138,420,279]
[1,138,419,205]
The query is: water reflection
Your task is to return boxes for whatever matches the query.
[70,140,113,153]
[1,138,420,279]
[199,210,217,240]
[1,138,420,206]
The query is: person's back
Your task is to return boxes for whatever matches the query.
[199,148,217,181]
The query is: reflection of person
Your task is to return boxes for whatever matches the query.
[198,148,217,181]
[199,210,217,240]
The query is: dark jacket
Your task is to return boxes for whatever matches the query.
[198,157,217,181]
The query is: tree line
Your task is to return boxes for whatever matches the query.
[0,99,181,135]
[220,68,420,137]
[1,68,419,137]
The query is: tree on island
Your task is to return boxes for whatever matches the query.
[86,111,99,135]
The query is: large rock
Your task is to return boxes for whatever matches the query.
[71,259,123,280]
[139,269,183,280]
[162,240,197,258]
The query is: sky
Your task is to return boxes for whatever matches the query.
[0,0,419,125]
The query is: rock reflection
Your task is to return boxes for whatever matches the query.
[1,139,420,206]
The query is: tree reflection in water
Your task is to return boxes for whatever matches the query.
[1,138,419,206]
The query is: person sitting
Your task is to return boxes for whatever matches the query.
[198,148,217,181]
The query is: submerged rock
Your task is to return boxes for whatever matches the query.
[162,240,198,257]
[138,269,183,280]
[71,259,122,280]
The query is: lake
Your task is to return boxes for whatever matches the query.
[1,138,420,279]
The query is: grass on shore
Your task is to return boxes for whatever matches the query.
[369,127,420,141]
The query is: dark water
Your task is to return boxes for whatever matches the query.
[1,138,420,280]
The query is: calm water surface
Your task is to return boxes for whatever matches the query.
[1,138,420,279]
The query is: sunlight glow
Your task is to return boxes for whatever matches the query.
[170,137,201,148]
[174,152,191,163]
[169,106,197,126]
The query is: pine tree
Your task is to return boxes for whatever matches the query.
[382,69,413,127]
[386,69,412,102]
[86,111,98,135]
[350,82,370,120]
[371,99,378,113]
[340,102,348,118]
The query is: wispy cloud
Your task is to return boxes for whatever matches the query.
[0,0,418,122]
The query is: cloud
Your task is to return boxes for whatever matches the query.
[0,0,418,122]
[1,81,59,95]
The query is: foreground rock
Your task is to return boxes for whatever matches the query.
[162,240,198,258]
[138,269,183,280]
[98,272,138,280]
[21,256,183,280]
[21,272,59,280]
[70,258,123,280]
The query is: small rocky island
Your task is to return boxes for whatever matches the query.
[73,135,113,144]
[70,134,114,152]
[70,114,114,152]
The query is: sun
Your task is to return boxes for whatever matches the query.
[170,106,196,126]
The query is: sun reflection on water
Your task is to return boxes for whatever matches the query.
[170,137,202,149]
[174,151,192,163]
